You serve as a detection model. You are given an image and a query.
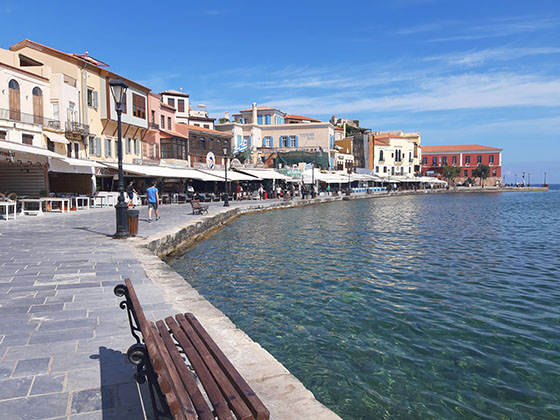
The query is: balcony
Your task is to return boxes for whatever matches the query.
[0,108,60,128]
[65,121,90,135]
[149,122,159,130]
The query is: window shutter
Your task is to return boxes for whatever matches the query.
[295,135,298,147]
[93,91,98,108]
[96,137,101,156]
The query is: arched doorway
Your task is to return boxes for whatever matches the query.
[8,79,20,121]
[32,87,43,124]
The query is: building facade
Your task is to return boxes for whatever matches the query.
[420,144,503,185]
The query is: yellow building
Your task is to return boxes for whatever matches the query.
[9,40,150,167]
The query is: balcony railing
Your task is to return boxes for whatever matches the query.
[149,122,159,130]
[0,108,60,128]
[65,121,90,135]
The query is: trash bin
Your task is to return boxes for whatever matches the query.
[127,209,139,236]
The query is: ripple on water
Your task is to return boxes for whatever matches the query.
[170,191,560,419]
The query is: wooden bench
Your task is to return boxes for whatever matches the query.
[115,278,270,420]
[191,200,209,215]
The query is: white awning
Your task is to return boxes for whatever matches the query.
[303,170,349,183]
[48,157,98,174]
[44,133,69,144]
[235,169,290,181]
[0,140,61,158]
[197,169,261,181]
[103,163,225,181]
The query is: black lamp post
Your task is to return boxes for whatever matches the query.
[528,172,531,187]
[223,146,229,207]
[109,78,129,239]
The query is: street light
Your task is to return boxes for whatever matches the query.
[109,78,129,239]
[528,172,531,186]
[222,146,229,207]
[346,166,352,196]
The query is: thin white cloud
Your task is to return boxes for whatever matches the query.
[253,73,560,115]
[429,16,558,42]
[424,46,560,67]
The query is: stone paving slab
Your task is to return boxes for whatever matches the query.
[0,197,345,419]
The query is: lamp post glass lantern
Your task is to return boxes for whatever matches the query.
[109,78,130,238]
[223,146,229,206]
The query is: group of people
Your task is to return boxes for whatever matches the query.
[127,181,160,222]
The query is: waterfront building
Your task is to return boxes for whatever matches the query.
[420,144,503,186]
[215,103,335,168]
[160,90,215,129]
[174,124,232,167]
[0,47,60,196]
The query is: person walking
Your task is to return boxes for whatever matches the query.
[147,181,160,222]
[301,184,306,200]
[126,181,137,207]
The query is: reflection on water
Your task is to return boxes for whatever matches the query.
[170,191,560,419]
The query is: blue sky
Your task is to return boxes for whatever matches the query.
[1,0,559,182]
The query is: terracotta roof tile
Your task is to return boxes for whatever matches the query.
[284,114,321,122]
[422,144,502,153]
[175,124,232,137]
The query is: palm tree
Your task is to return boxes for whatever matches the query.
[472,164,490,188]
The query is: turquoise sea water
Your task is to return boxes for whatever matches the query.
[170,187,560,419]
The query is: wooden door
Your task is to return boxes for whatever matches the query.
[8,80,20,121]
[33,87,43,124]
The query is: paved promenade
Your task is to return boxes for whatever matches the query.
[0,198,342,420]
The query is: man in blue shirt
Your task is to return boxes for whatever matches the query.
[146,182,160,222]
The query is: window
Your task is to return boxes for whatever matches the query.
[0,130,6,140]
[442,156,448,165]
[375,166,379,173]
[8,79,20,121]
[257,115,263,125]
[464,170,468,177]
[465,155,471,164]
[89,136,95,155]
[105,139,112,157]
[263,136,273,147]
[452,156,457,165]
[168,98,175,107]
[477,155,482,164]
[409,151,412,162]
[52,103,59,121]
[161,115,165,128]
[167,117,171,130]
[409,167,411,173]
[121,93,127,114]
[87,89,98,108]
[379,150,384,161]
[47,138,55,152]
[177,99,184,112]
[265,114,271,125]
[279,136,287,147]
[290,136,298,147]
[244,135,251,147]
[492,169,497,176]
[151,110,155,123]
[200,137,206,149]
[383,166,387,173]
[95,137,102,156]
[132,94,146,119]
[422,157,427,164]
[134,139,140,155]
[432,157,437,165]
[126,138,132,154]
[204,124,209,129]
[489,155,494,164]
[32,87,43,124]
[22,134,33,145]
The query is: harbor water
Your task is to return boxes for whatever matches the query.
[170,187,560,419]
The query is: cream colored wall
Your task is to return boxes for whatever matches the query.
[374,138,416,176]
[260,124,333,149]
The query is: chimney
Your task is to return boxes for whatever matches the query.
[252,103,258,124]
[224,112,229,120]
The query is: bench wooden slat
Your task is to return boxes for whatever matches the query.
[148,322,199,420]
[156,320,216,420]
[124,279,189,420]
[184,313,270,420]
[176,314,256,420]
[165,317,235,420]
